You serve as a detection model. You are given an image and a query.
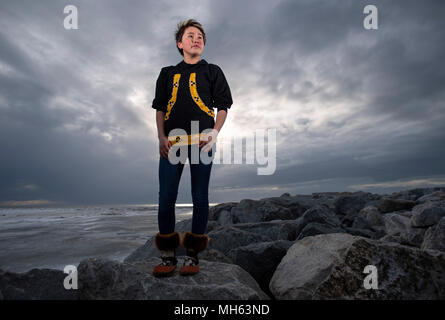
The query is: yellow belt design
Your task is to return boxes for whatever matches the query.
[164,73,181,120]
[189,73,215,119]
[168,133,218,146]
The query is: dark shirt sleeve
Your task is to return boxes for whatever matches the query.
[151,67,169,112]
[210,64,233,112]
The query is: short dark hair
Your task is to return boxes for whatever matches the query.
[175,19,206,56]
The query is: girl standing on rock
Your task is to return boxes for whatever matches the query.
[151,19,233,276]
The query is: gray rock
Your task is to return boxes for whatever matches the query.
[351,207,386,238]
[301,204,341,228]
[351,214,373,231]
[379,234,401,244]
[175,218,220,233]
[209,202,239,225]
[383,213,412,236]
[0,268,78,300]
[333,191,381,218]
[398,228,426,248]
[421,217,445,252]
[297,222,345,240]
[77,257,269,300]
[310,192,375,212]
[357,206,385,229]
[377,198,416,214]
[124,236,158,263]
[417,191,445,204]
[217,210,235,226]
[200,249,233,264]
[227,240,294,297]
[388,187,445,201]
[230,199,298,223]
[379,213,426,248]
[228,219,305,241]
[259,194,317,216]
[395,210,414,218]
[269,233,445,299]
[343,227,377,239]
[207,227,272,256]
[410,201,445,227]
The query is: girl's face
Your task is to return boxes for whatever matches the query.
[178,26,205,57]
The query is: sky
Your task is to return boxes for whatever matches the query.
[0,0,444,207]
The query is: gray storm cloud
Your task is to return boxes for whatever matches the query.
[0,0,444,206]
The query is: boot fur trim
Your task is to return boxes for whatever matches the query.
[181,232,210,253]
[154,231,180,252]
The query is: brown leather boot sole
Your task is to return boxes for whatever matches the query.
[152,264,177,277]
[179,264,200,276]
[152,256,178,277]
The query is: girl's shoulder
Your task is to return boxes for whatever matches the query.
[160,65,175,74]
[207,62,223,71]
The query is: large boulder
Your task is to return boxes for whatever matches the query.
[223,219,305,241]
[269,233,445,299]
[259,193,322,215]
[380,213,427,248]
[230,199,299,223]
[410,200,445,227]
[301,205,341,227]
[383,213,412,235]
[227,240,294,296]
[377,198,416,214]
[416,191,445,204]
[208,202,239,225]
[333,191,381,219]
[388,187,445,202]
[343,227,379,239]
[353,206,385,231]
[297,222,345,240]
[207,227,272,256]
[175,218,220,234]
[421,217,445,252]
[77,257,269,300]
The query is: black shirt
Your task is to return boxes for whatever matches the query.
[152,59,233,136]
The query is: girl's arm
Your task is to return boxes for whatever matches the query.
[156,110,167,139]
[214,109,227,132]
[156,110,171,158]
[199,109,227,150]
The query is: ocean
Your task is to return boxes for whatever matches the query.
[0,204,208,273]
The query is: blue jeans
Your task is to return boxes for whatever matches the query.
[157,144,215,235]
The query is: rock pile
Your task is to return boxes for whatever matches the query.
[1,187,445,299]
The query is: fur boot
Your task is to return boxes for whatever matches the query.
[152,231,180,277]
[179,232,210,276]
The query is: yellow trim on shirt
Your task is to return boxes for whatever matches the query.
[164,73,181,120]
[168,133,218,146]
[189,73,215,119]
[168,133,202,146]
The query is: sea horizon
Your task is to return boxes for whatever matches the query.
[0,204,204,273]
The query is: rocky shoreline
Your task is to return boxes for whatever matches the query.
[1,187,445,299]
